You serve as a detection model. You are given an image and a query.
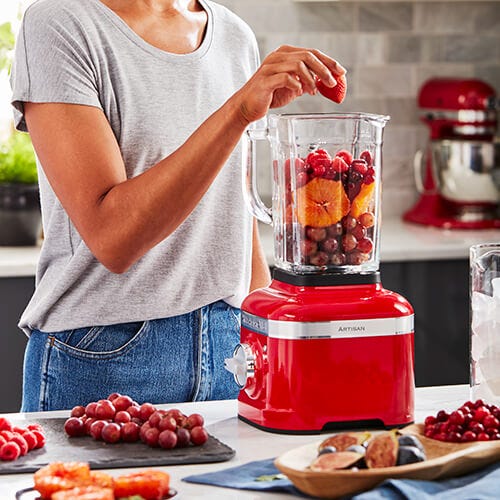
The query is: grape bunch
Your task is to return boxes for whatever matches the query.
[64,393,208,449]
[424,399,500,442]
[0,417,46,461]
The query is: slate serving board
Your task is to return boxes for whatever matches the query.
[0,418,235,474]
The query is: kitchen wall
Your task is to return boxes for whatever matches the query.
[217,0,500,217]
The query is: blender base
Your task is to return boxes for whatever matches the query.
[234,274,415,434]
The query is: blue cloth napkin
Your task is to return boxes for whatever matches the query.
[182,458,500,499]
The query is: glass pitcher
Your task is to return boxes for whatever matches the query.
[244,112,390,274]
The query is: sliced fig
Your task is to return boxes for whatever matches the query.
[310,451,364,472]
[365,432,399,469]
[318,432,371,452]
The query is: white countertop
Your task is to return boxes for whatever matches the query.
[0,384,473,499]
[0,218,499,278]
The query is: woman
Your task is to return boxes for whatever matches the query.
[11,0,346,411]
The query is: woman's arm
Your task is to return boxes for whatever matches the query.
[24,45,345,273]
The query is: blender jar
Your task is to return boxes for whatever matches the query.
[244,113,389,274]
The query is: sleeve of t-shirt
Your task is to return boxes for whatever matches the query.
[10,4,102,132]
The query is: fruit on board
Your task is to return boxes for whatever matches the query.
[423,399,500,442]
[397,434,425,452]
[64,393,209,449]
[318,431,371,452]
[0,417,46,461]
[396,445,426,466]
[365,431,399,468]
[310,450,363,471]
[296,177,350,228]
[317,74,347,104]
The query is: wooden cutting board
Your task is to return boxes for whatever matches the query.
[0,418,235,474]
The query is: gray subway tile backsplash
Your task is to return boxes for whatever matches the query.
[219,0,500,217]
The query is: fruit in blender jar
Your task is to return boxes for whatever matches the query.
[282,148,377,267]
[365,432,399,468]
[296,177,350,228]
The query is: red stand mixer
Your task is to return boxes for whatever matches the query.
[404,78,500,229]
[225,113,415,434]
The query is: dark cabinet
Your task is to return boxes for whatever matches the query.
[0,277,33,413]
[380,259,469,387]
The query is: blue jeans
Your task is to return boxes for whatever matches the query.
[22,301,241,411]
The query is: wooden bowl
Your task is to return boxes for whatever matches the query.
[274,424,500,499]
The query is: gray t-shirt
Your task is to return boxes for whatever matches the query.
[11,0,259,333]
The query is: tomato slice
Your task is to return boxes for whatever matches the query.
[51,486,114,500]
[113,470,170,500]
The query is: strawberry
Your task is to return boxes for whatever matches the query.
[317,74,347,104]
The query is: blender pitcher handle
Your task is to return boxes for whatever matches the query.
[243,127,273,225]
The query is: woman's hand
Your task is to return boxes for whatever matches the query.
[234,45,346,125]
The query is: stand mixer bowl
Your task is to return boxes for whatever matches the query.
[431,139,500,221]
[244,113,389,275]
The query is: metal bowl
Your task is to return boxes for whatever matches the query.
[430,140,500,207]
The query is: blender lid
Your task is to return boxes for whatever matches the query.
[273,268,381,287]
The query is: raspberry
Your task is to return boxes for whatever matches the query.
[0,418,12,432]
[31,430,46,449]
[21,430,38,451]
[10,433,29,455]
[0,441,21,461]
[27,423,44,433]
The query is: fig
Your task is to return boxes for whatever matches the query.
[365,432,399,468]
[310,451,364,472]
[397,445,427,466]
[319,431,371,452]
[397,434,425,453]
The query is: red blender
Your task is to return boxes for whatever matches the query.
[225,113,415,434]
[404,77,500,229]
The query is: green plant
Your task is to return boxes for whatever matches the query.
[0,131,37,184]
[0,22,15,74]
[0,18,37,185]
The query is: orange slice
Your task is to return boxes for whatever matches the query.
[296,177,350,228]
[350,182,376,218]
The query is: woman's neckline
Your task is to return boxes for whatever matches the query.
[88,0,214,62]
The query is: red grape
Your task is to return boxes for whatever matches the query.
[143,427,160,448]
[158,416,176,433]
[70,405,86,418]
[139,403,156,421]
[158,430,177,449]
[114,411,131,424]
[89,420,107,441]
[113,395,134,412]
[101,423,121,444]
[95,400,116,420]
[185,413,204,430]
[190,426,208,446]
[176,427,190,448]
[121,422,140,443]
[64,417,86,437]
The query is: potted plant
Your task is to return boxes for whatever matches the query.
[0,20,41,246]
